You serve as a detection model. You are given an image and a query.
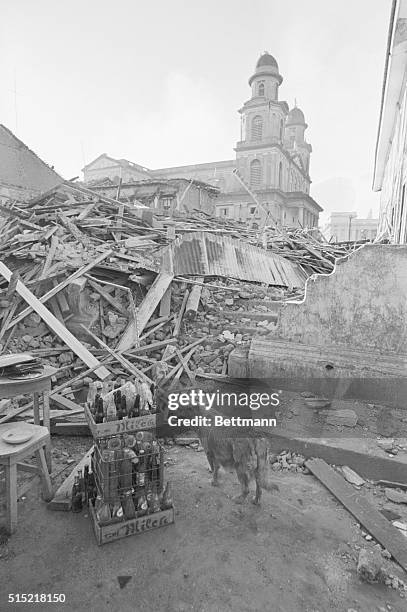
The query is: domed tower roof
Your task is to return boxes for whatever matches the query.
[249,51,283,86]
[256,52,279,70]
[286,106,307,127]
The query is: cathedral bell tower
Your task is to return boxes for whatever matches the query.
[235,52,289,189]
[284,105,312,175]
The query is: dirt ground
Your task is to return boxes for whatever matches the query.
[1,441,406,612]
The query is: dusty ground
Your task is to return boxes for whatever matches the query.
[0,441,406,612]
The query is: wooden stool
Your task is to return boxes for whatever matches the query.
[0,422,53,534]
[0,366,57,471]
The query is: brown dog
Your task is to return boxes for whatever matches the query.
[157,380,279,504]
[194,407,278,505]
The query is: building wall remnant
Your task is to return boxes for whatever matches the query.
[275,244,407,354]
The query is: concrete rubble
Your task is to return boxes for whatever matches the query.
[0,179,358,428]
[2,179,407,605]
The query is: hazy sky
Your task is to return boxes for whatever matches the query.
[1,0,391,221]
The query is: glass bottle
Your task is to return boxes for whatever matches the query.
[136,450,146,488]
[133,394,140,418]
[137,493,148,517]
[122,491,136,520]
[95,495,112,525]
[145,481,153,510]
[150,482,161,514]
[161,482,173,510]
[71,475,82,513]
[120,395,128,419]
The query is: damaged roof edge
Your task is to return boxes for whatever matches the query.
[373,0,403,191]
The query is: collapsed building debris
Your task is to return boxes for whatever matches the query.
[0,179,363,430]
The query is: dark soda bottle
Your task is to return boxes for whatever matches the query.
[133,394,140,418]
[136,450,146,488]
[71,475,83,513]
[151,441,160,483]
[83,465,89,504]
[114,379,122,408]
[95,396,104,424]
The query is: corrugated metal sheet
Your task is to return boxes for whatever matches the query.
[172,232,307,288]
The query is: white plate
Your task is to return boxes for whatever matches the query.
[1,429,34,445]
[5,371,43,381]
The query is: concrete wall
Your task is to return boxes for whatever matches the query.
[276,244,407,355]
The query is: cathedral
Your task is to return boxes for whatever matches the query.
[83,52,322,228]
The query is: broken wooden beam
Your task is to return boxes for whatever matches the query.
[159,285,172,317]
[39,234,59,280]
[117,271,173,352]
[57,212,91,248]
[0,260,109,380]
[80,324,153,385]
[87,279,127,315]
[173,289,189,337]
[185,277,203,320]
[7,249,113,329]
[306,458,407,573]
[48,447,93,511]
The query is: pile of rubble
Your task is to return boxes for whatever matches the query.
[0,180,362,424]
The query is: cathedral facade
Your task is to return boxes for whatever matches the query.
[83,52,322,228]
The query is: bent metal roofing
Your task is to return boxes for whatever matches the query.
[172,231,307,288]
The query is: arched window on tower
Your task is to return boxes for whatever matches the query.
[251,115,263,141]
[250,159,262,187]
[279,119,284,141]
[258,82,264,97]
[278,162,283,189]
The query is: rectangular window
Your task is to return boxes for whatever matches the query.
[249,206,256,214]
[161,198,173,210]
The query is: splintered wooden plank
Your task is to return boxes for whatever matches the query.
[40,234,59,280]
[7,249,112,329]
[117,271,174,352]
[80,324,153,385]
[159,285,172,317]
[0,260,109,380]
[306,458,407,573]
[185,277,203,320]
[57,212,91,248]
[87,279,127,315]
[173,289,189,337]
[77,202,96,221]
[51,394,84,412]
[48,447,93,511]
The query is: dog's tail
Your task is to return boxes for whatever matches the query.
[255,438,280,493]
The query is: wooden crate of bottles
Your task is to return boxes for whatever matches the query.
[88,500,174,546]
[87,433,174,545]
[82,376,174,545]
[85,379,159,440]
